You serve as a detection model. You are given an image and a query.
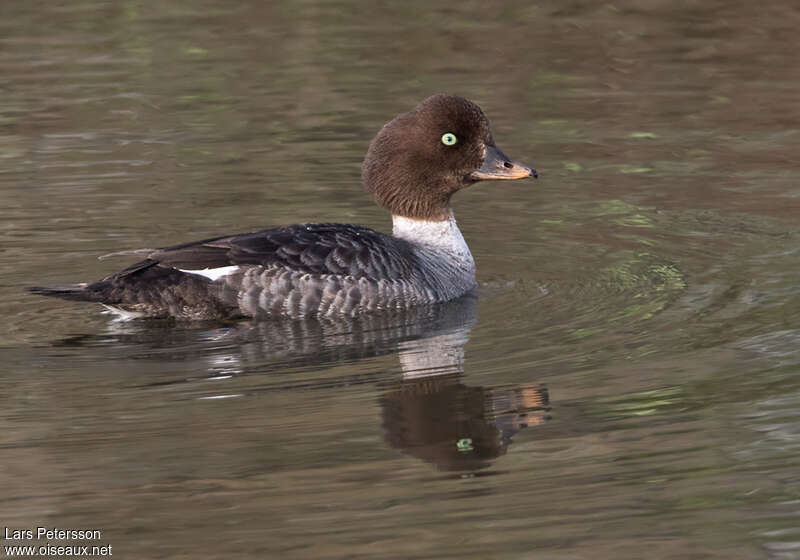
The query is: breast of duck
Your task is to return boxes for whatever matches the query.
[29,94,537,320]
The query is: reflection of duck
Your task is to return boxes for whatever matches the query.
[55,294,550,472]
[30,95,535,319]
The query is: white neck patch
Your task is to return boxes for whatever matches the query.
[392,212,473,263]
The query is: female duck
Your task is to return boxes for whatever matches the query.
[30,94,536,319]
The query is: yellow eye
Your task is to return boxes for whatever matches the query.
[441,132,457,146]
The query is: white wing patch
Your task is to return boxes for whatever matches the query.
[178,265,240,281]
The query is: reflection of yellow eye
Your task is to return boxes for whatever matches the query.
[441,132,458,146]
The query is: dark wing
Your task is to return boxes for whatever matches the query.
[115,223,418,280]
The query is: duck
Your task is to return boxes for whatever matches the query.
[29,94,537,320]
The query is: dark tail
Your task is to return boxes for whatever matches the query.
[28,266,237,319]
[27,283,106,302]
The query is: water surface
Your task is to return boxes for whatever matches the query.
[2,1,800,558]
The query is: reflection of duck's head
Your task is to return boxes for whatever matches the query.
[381,376,550,472]
[363,94,536,221]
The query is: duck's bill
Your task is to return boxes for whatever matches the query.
[470,145,538,181]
